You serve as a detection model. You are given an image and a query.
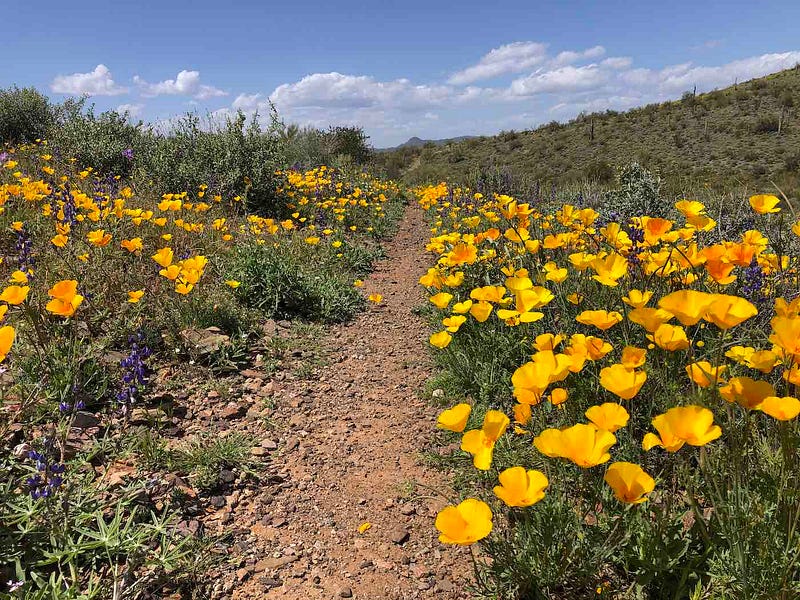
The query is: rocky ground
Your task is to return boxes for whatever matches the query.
[141,205,473,599]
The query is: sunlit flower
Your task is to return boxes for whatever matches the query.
[225,280,241,289]
[534,423,616,467]
[0,325,15,362]
[621,346,647,369]
[429,330,452,348]
[437,403,471,432]
[46,280,83,317]
[718,377,775,410]
[599,364,647,400]
[461,410,510,470]
[759,396,800,421]
[586,403,630,432]
[658,290,715,326]
[748,194,781,214]
[0,285,29,305]
[121,237,143,252]
[429,292,453,308]
[435,498,492,545]
[576,309,623,331]
[493,467,548,507]
[622,289,653,308]
[604,462,655,504]
[685,361,726,387]
[127,290,144,303]
[652,323,690,351]
[152,247,174,268]
[643,405,721,452]
[703,294,757,330]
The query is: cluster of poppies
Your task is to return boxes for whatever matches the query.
[416,183,800,546]
[0,143,398,383]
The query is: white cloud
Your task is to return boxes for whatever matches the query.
[552,45,606,67]
[219,48,800,146]
[509,64,608,96]
[448,42,549,85]
[115,103,144,119]
[51,64,128,96]
[133,70,227,99]
[636,51,800,94]
[269,72,458,111]
[601,57,633,70]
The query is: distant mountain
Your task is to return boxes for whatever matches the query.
[380,135,475,151]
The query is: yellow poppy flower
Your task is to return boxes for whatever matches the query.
[0,285,29,305]
[585,403,630,432]
[534,423,616,467]
[435,498,492,545]
[599,364,647,400]
[493,467,548,507]
[460,411,510,470]
[436,403,471,432]
[604,462,655,504]
[642,405,721,452]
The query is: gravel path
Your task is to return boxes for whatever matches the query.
[231,204,471,600]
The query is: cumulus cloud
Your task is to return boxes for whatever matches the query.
[133,70,227,100]
[448,42,549,85]
[115,103,144,119]
[220,48,800,145]
[551,45,606,67]
[509,64,608,96]
[624,51,800,95]
[51,64,128,96]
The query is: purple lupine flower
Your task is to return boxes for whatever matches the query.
[25,448,65,499]
[14,226,35,274]
[0,152,9,162]
[116,332,151,410]
[122,148,134,160]
[741,257,766,302]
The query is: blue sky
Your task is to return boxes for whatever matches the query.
[5,0,800,146]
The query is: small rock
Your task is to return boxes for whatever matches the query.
[431,389,445,398]
[72,411,100,429]
[220,402,246,420]
[254,555,298,572]
[338,587,353,598]
[260,438,278,450]
[390,528,410,544]
[219,469,236,484]
[210,495,226,508]
[399,504,416,516]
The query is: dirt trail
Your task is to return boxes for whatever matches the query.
[233,204,470,600]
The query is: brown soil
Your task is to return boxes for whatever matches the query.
[225,205,471,599]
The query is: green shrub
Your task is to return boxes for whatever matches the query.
[602,162,664,219]
[0,86,55,144]
[51,98,145,177]
[141,109,285,213]
[230,240,364,322]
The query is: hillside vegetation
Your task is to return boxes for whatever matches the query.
[376,65,800,198]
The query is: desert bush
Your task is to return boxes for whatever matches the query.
[51,97,146,177]
[229,240,365,322]
[601,162,664,219]
[140,109,285,214]
[0,86,55,145]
